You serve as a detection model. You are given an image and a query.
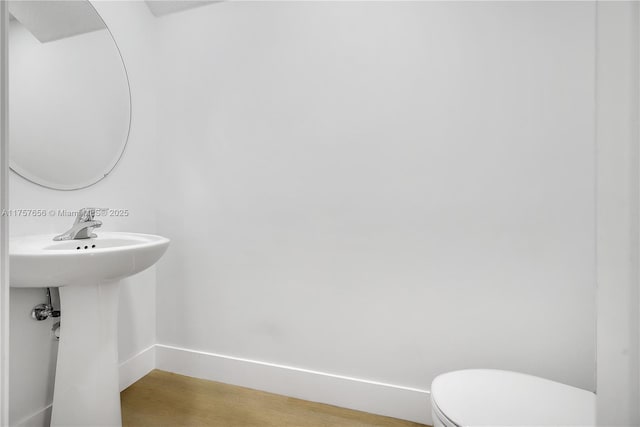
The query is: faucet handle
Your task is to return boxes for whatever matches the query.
[75,207,106,223]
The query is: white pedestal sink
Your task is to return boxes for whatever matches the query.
[10,232,170,427]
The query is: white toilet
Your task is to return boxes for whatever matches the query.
[430,370,596,427]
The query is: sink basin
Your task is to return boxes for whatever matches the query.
[10,232,170,427]
[11,232,170,286]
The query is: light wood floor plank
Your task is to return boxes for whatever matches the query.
[121,370,428,427]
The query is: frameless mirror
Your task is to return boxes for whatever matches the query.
[8,0,131,190]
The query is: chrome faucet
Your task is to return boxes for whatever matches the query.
[53,207,103,241]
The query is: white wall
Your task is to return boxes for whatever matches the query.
[595,2,640,425]
[8,2,158,425]
[6,1,605,425]
[155,0,597,418]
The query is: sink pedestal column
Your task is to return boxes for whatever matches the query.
[51,280,122,427]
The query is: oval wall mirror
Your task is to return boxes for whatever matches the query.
[8,0,131,190]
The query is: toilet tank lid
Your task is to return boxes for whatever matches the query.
[430,369,596,427]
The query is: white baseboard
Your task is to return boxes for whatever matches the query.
[156,343,432,425]
[119,344,156,391]
[14,344,431,426]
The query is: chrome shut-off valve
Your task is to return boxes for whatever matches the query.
[31,287,60,321]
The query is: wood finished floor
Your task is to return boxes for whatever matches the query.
[121,370,428,427]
